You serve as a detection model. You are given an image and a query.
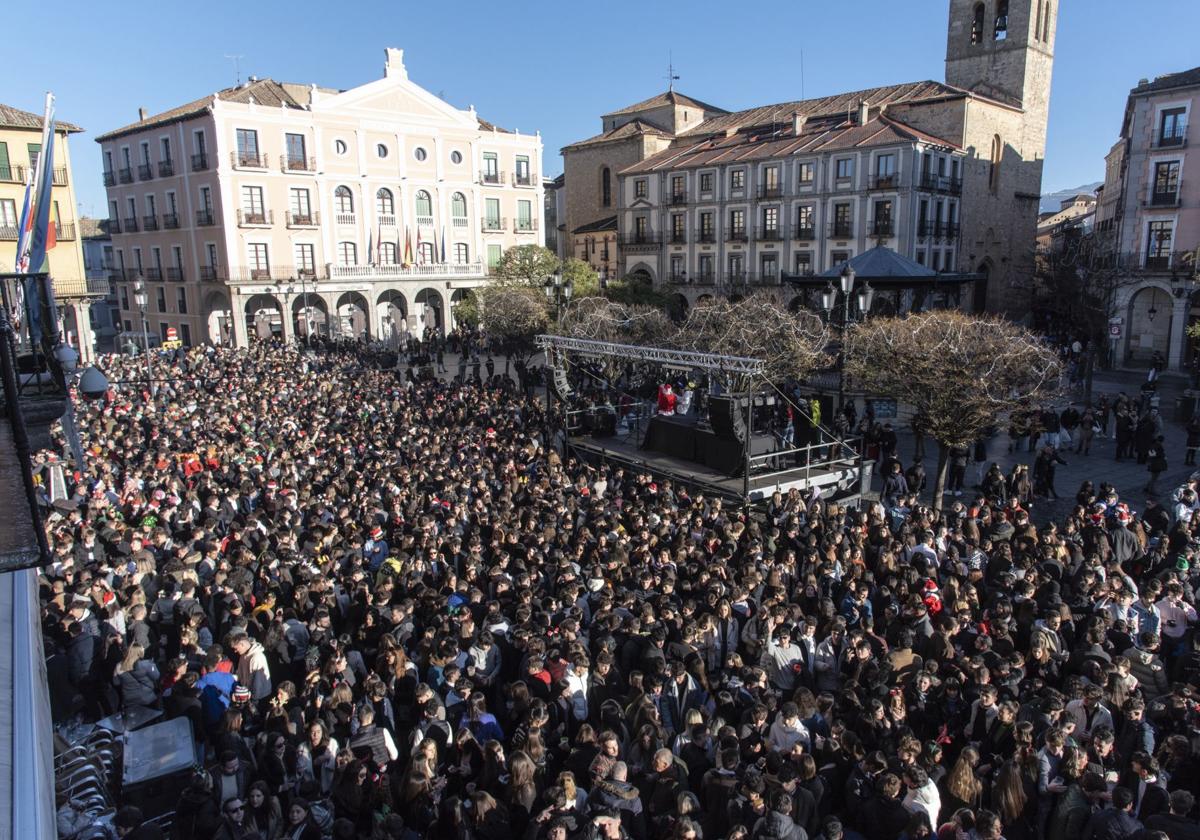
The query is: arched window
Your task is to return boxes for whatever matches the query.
[971,2,985,44]
[601,167,612,207]
[379,242,397,264]
[1034,0,1044,41]
[989,134,1002,192]
[1042,1,1052,41]
[994,0,1008,39]
[451,192,467,220]
[376,188,394,216]
[454,243,470,264]
[334,186,354,214]
[415,190,432,219]
[338,241,357,265]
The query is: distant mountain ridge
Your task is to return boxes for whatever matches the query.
[1041,181,1102,213]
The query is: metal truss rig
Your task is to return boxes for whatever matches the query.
[536,334,765,376]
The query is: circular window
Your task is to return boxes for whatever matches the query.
[414,147,428,162]
[450,150,463,165]
[334,139,348,156]
[376,143,389,158]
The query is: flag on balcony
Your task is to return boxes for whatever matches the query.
[13,170,34,273]
[440,226,447,264]
[403,227,413,266]
[416,228,424,265]
[22,93,57,342]
[367,228,374,266]
[396,228,403,268]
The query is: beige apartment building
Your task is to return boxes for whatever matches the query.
[0,104,106,360]
[96,48,544,347]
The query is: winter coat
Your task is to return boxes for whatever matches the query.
[115,659,160,708]
[236,641,272,700]
[753,809,808,840]
[1121,646,1170,699]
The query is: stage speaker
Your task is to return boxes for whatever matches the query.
[547,350,571,399]
[708,396,747,443]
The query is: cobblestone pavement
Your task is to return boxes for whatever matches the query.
[881,371,1199,523]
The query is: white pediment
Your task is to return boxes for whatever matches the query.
[313,74,477,129]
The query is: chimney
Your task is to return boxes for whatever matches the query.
[792,111,806,135]
[138,107,147,121]
[858,100,870,126]
[384,48,408,80]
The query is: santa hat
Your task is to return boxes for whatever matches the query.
[370,526,384,540]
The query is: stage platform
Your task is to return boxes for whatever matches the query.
[568,432,863,504]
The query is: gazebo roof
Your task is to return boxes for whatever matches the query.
[817,245,937,279]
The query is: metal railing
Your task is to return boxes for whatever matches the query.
[747,434,863,489]
[666,189,688,206]
[137,163,153,181]
[199,265,224,282]
[232,151,267,169]
[1147,189,1181,208]
[118,167,133,184]
[871,174,898,190]
[166,267,184,282]
[282,154,316,172]
[158,159,174,177]
[918,172,963,194]
[142,214,159,231]
[51,167,68,186]
[55,222,76,240]
[286,211,319,228]
[757,184,784,199]
[143,267,162,281]
[830,222,853,238]
[670,230,689,244]
[162,212,179,229]
[514,171,534,186]
[195,209,215,226]
[696,231,716,243]
[479,170,505,185]
[621,233,662,247]
[871,219,895,236]
[237,209,273,226]
[792,225,816,240]
[725,228,747,243]
[123,216,138,232]
[0,164,26,183]
[756,226,784,241]
[482,217,505,232]
[106,218,120,234]
[102,170,115,187]
[191,153,209,171]
[514,219,538,232]
[1153,125,1188,148]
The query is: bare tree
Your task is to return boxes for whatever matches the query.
[558,297,676,381]
[677,294,830,389]
[845,310,1062,512]
[475,283,550,366]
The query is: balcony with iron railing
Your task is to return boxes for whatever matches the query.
[137,163,153,181]
[482,216,506,232]
[54,222,76,240]
[195,209,215,227]
[199,265,225,282]
[479,170,505,185]
[696,230,717,244]
[514,171,534,187]
[232,151,268,169]
[106,218,120,234]
[830,221,854,239]
[286,211,320,228]
[666,189,689,206]
[1153,125,1188,149]
[237,209,273,227]
[792,224,816,241]
[102,170,115,187]
[725,228,747,243]
[158,159,174,177]
[142,214,159,231]
[621,232,661,249]
[191,153,209,171]
[514,218,538,233]
[143,267,162,282]
[871,219,895,236]
[162,212,180,229]
[918,172,963,194]
[1146,185,1182,208]
[870,173,898,190]
[757,183,784,200]
[166,267,184,282]
[0,164,26,183]
[326,261,487,280]
[123,216,138,232]
[756,226,784,241]
[281,154,317,173]
[118,167,133,184]
[667,230,688,244]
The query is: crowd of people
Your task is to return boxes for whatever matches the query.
[38,342,1200,840]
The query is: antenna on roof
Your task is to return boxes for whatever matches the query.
[224,54,245,86]
[665,52,680,93]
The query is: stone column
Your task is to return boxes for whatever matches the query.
[231,291,249,348]
[73,302,95,364]
[278,296,294,344]
[1169,295,1188,370]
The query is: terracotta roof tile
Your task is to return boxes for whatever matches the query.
[562,119,674,152]
[573,215,618,234]
[1132,66,1200,95]
[603,90,727,118]
[0,103,83,133]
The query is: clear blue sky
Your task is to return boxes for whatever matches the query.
[7,0,1198,218]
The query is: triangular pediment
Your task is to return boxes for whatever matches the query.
[314,74,477,128]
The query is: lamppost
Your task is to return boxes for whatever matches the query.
[132,276,155,397]
[543,270,573,321]
[820,263,874,414]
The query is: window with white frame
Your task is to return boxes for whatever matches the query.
[338,241,358,265]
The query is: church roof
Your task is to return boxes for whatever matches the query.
[602,89,727,118]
